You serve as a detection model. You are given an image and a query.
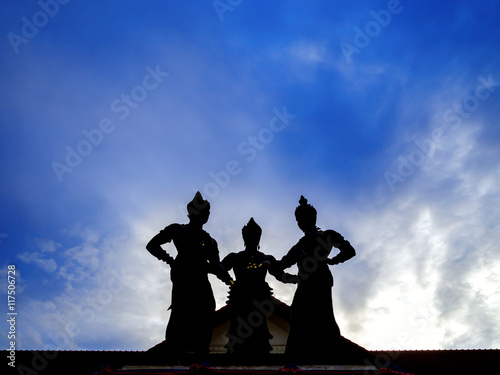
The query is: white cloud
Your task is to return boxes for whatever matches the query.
[36,239,58,253]
[14,117,500,350]
[336,106,500,350]
[17,239,61,272]
[17,229,171,350]
[18,251,57,273]
[288,40,329,65]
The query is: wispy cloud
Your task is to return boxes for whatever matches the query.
[288,40,329,65]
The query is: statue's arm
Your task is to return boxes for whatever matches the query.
[326,230,356,265]
[268,254,300,284]
[146,225,177,265]
[221,253,235,273]
[207,239,233,285]
[279,243,300,270]
[220,253,236,285]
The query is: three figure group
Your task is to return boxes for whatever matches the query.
[146,192,356,363]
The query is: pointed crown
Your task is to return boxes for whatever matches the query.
[187,191,210,216]
[242,217,262,244]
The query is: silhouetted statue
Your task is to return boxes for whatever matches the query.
[146,192,231,362]
[278,196,356,360]
[221,218,284,358]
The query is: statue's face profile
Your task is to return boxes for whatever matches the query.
[242,218,261,249]
[294,195,317,233]
[191,209,210,225]
[243,230,260,249]
[296,215,316,233]
[187,191,210,225]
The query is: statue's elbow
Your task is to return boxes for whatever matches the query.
[340,241,356,257]
[146,239,157,253]
[349,246,356,259]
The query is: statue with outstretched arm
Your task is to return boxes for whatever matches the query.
[277,196,356,361]
[146,192,231,362]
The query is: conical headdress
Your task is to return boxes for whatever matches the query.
[242,217,262,245]
[187,191,210,216]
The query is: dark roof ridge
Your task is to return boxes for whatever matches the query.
[370,348,500,352]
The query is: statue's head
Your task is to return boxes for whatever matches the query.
[187,191,210,224]
[294,195,317,232]
[242,217,262,249]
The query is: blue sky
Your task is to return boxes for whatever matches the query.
[1,0,500,352]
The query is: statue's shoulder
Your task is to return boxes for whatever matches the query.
[323,228,338,234]
[296,234,310,246]
[161,223,183,232]
[259,251,276,261]
[199,229,217,248]
[200,228,215,239]
[222,251,240,263]
[323,229,344,240]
